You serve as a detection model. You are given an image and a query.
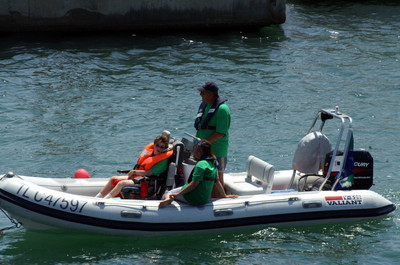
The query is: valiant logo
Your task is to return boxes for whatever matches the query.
[325,195,363,206]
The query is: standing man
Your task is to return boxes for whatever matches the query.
[194,81,231,197]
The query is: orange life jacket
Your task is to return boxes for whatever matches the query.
[114,142,173,199]
[134,142,173,172]
[134,142,173,198]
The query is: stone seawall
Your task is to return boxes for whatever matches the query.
[0,0,285,33]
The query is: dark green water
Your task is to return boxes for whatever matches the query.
[1,1,399,264]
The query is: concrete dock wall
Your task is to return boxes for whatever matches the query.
[0,0,285,33]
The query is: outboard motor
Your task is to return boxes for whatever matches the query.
[324,149,374,190]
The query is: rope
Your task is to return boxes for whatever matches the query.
[0,207,22,235]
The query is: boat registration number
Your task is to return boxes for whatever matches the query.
[16,184,87,213]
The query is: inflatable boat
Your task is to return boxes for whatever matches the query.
[0,107,396,236]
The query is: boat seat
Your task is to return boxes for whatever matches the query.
[225,156,275,196]
[165,140,185,188]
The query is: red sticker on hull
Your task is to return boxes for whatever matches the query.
[325,196,343,201]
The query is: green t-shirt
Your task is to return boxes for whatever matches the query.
[196,103,231,157]
[182,160,218,206]
[150,158,168,175]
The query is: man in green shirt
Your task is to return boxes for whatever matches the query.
[194,81,231,197]
[158,140,236,208]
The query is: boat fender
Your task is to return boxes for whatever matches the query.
[75,169,90,179]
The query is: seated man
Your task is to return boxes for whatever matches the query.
[95,135,173,199]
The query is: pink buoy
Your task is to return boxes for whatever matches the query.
[75,169,90,179]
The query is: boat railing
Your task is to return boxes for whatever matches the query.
[288,107,354,191]
[313,107,353,191]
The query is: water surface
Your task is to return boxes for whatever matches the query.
[0,1,399,264]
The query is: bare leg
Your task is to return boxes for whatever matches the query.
[219,171,224,187]
[211,171,225,198]
[99,176,128,197]
[108,179,133,197]
[99,178,114,197]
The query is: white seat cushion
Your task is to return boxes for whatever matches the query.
[224,156,275,196]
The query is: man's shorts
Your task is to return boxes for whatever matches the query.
[216,157,228,172]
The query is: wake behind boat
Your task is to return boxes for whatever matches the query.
[0,107,396,236]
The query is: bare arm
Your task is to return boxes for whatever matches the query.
[178,181,200,195]
[169,181,200,199]
[206,132,225,143]
[127,169,153,179]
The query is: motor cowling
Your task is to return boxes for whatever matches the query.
[324,149,374,190]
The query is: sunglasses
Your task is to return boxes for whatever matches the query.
[155,143,166,149]
[195,141,203,146]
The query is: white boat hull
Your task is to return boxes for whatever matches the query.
[1,108,394,236]
[0,172,395,236]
